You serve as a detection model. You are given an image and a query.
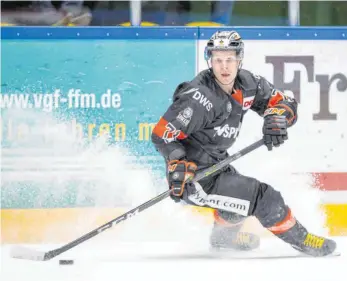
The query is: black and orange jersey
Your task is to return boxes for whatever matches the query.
[151,69,298,169]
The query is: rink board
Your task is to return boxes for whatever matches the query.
[1,203,347,244]
[1,27,347,244]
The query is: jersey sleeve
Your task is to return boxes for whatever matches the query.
[250,75,298,126]
[151,85,214,161]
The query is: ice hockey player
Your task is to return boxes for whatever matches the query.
[151,30,337,257]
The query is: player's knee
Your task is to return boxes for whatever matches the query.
[251,182,288,228]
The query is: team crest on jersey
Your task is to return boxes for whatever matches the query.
[226,102,232,113]
[182,107,193,118]
[176,107,193,126]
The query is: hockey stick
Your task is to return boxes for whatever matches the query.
[10,139,264,261]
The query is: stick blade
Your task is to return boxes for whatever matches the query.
[10,246,46,261]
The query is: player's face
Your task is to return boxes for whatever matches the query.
[211,51,240,85]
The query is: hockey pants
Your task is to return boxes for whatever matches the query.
[183,165,290,229]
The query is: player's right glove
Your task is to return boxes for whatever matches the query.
[262,113,288,151]
[167,159,197,202]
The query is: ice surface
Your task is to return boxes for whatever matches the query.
[1,237,346,281]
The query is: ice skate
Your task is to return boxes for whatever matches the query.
[209,210,260,251]
[275,220,337,257]
[210,222,260,251]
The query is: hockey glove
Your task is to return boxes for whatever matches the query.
[263,110,288,151]
[167,159,197,202]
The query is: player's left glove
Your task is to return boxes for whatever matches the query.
[167,159,197,202]
[262,109,288,151]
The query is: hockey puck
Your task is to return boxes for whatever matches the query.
[59,259,74,265]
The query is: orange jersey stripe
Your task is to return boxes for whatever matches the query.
[153,117,187,140]
[153,117,169,137]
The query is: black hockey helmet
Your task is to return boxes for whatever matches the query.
[204,30,244,61]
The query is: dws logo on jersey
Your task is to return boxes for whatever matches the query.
[213,124,240,139]
[183,88,213,111]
